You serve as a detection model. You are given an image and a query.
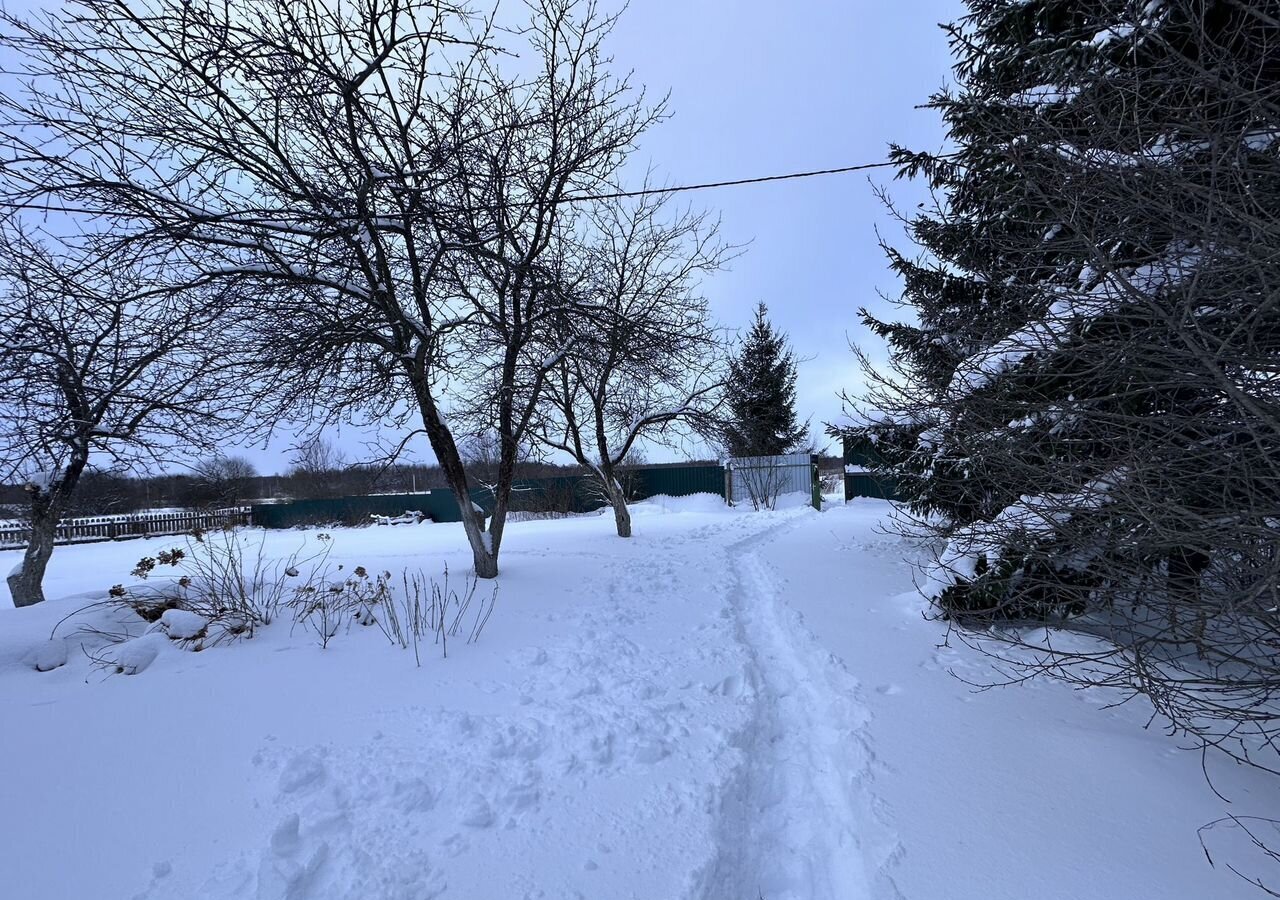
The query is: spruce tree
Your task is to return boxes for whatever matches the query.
[722,303,809,457]
[847,1,1280,760]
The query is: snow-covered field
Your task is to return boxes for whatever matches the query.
[1,497,1275,899]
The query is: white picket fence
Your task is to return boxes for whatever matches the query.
[724,453,819,510]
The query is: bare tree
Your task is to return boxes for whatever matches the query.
[290,437,345,476]
[284,436,349,500]
[0,0,661,577]
[188,455,258,508]
[458,430,538,492]
[65,467,144,516]
[533,192,727,536]
[430,0,665,556]
[0,230,246,607]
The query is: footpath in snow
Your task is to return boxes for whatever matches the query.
[0,496,1275,899]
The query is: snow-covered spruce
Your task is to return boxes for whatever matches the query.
[840,0,1280,769]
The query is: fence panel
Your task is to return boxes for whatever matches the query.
[725,453,818,509]
[841,434,902,501]
[633,464,725,500]
[843,472,900,501]
[250,492,464,528]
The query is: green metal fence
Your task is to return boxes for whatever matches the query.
[249,464,728,529]
[842,434,901,501]
[631,465,725,500]
[842,473,900,502]
[250,491,468,529]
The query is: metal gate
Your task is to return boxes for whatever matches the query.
[725,453,820,510]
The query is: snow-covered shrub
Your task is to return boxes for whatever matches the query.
[22,640,68,672]
[115,530,330,646]
[97,632,168,675]
[156,608,209,641]
[90,529,496,664]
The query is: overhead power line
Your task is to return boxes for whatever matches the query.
[0,157,911,219]
[559,159,902,204]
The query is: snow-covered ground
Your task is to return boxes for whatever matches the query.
[1,497,1275,899]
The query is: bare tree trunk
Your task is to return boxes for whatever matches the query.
[6,455,83,608]
[481,423,521,572]
[415,390,498,579]
[6,493,57,608]
[460,507,498,580]
[1168,546,1211,612]
[609,494,632,538]
[601,468,632,538]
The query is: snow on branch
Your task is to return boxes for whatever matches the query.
[931,469,1129,593]
[947,245,1203,399]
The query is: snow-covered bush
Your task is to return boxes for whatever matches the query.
[117,530,327,645]
[96,530,496,662]
[287,563,388,649]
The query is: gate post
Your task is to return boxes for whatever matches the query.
[811,456,822,511]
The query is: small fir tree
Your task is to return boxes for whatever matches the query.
[722,303,808,457]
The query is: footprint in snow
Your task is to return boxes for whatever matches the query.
[711,672,748,698]
[278,752,327,795]
[569,677,602,699]
[489,720,548,761]
[590,731,615,765]
[460,794,495,828]
[633,682,664,701]
[503,778,541,812]
[270,814,302,856]
[256,839,328,900]
[631,736,670,764]
[393,778,436,814]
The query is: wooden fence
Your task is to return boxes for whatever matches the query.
[0,508,250,549]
